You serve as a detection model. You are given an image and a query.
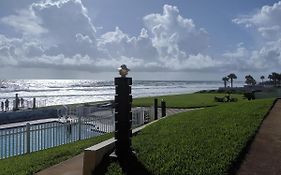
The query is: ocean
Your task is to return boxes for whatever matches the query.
[0,79,244,107]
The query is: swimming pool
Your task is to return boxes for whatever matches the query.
[0,117,114,159]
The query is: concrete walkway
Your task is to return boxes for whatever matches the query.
[236,99,281,175]
[36,108,196,175]
[36,153,84,175]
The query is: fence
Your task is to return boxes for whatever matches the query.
[0,105,152,159]
[0,99,47,112]
[23,99,47,109]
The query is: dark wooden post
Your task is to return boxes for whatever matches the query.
[154,98,158,120]
[33,98,36,109]
[115,77,132,157]
[15,93,19,111]
[161,99,166,117]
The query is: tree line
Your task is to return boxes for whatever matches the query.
[222,72,281,88]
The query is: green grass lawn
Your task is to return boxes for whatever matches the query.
[133,93,244,108]
[105,98,274,175]
[0,92,273,175]
[0,133,113,175]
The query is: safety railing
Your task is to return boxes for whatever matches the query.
[0,105,152,159]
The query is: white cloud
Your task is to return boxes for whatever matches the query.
[0,2,218,74]
[143,5,209,58]
[228,1,281,72]
[141,4,214,70]
[233,1,281,40]
[1,9,47,37]
[97,27,158,62]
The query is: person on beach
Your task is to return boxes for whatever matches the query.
[5,99,9,111]
[1,101,4,111]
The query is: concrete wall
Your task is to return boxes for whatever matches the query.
[0,108,57,125]
[83,138,116,175]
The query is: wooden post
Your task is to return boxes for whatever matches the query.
[154,98,158,120]
[114,77,132,158]
[33,98,36,109]
[15,94,19,111]
[161,100,166,117]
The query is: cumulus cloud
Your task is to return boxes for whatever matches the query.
[1,9,47,37]
[97,27,158,63]
[0,1,218,73]
[0,0,99,69]
[144,5,209,56]
[233,1,281,40]
[228,1,281,71]
[142,5,215,70]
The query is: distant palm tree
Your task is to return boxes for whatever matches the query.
[272,72,279,86]
[260,75,265,83]
[245,75,256,86]
[227,73,237,88]
[277,73,281,86]
[222,77,229,88]
[268,74,273,82]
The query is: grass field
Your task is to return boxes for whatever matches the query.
[105,98,274,175]
[0,133,113,175]
[0,92,274,175]
[133,93,244,108]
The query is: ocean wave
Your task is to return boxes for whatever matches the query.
[28,93,115,98]
[0,79,245,106]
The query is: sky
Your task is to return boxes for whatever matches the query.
[0,0,281,81]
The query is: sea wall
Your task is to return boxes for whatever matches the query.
[0,108,57,125]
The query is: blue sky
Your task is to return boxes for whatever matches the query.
[0,0,280,80]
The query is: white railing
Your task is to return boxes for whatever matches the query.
[0,116,114,159]
[0,105,152,159]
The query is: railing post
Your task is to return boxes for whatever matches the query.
[161,99,166,117]
[154,98,158,120]
[78,115,82,140]
[141,108,144,125]
[26,123,30,154]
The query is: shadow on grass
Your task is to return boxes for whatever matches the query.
[118,153,152,175]
[93,153,152,175]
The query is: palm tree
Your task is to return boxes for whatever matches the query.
[276,73,281,86]
[268,74,273,82]
[227,73,237,88]
[260,75,265,83]
[222,77,229,88]
[245,75,256,86]
[272,72,279,86]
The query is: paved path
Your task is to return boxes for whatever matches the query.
[36,153,84,175]
[236,99,281,175]
[36,108,196,175]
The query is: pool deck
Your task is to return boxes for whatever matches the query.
[0,108,114,130]
[0,118,59,129]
